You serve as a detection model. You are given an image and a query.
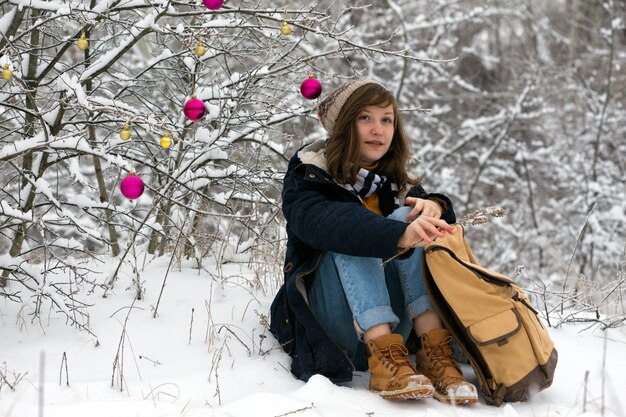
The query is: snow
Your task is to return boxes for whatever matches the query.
[49,135,94,156]
[1,257,624,417]
[0,131,47,160]
[2,1,626,416]
[90,0,119,14]
[88,96,139,113]
[145,49,174,69]
[67,154,91,186]
[8,0,69,13]
[72,194,106,210]
[79,11,159,82]
[183,56,196,71]
[0,199,32,221]
[51,237,84,251]
[57,73,90,108]
[206,102,220,120]
[0,8,17,35]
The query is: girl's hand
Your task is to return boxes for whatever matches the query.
[404,197,442,221]
[397,216,454,248]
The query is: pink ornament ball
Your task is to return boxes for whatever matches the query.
[300,77,323,100]
[120,173,145,200]
[203,0,224,10]
[183,98,207,121]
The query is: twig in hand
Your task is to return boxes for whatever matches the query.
[381,248,410,268]
[382,206,507,268]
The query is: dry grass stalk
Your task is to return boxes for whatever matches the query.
[458,206,507,226]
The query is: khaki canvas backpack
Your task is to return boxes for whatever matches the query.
[423,224,558,405]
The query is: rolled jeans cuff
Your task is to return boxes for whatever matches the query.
[354,305,399,334]
[407,294,435,318]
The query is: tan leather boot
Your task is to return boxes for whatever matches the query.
[366,333,434,400]
[416,328,478,404]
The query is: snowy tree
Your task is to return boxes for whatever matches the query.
[0,0,445,329]
[1,0,624,330]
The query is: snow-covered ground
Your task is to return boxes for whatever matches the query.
[1,256,624,417]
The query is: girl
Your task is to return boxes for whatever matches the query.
[270,79,477,404]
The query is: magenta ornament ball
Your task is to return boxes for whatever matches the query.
[120,174,145,200]
[183,98,207,121]
[203,0,224,10]
[300,77,323,100]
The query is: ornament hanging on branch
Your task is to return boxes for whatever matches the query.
[1,63,12,81]
[300,74,322,100]
[183,95,207,121]
[119,124,131,141]
[280,21,293,36]
[194,38,207,57]
[203,0,223,10]
[160,131,172,149]
[120,169,145,200]
[77,31,89,50]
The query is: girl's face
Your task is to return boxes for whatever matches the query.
[355,104,394,164]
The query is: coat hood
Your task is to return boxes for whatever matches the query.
[297,139,328,171]
[296,139,418,202]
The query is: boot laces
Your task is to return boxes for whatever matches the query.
[425,336,463,382]
[375,343,414,371]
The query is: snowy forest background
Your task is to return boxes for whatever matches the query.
[1,0,625,407]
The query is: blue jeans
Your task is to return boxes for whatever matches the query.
[307,206,434,371]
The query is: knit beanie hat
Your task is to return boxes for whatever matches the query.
[316,78,384,134]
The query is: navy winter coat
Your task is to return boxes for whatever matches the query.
[269,140,456,383]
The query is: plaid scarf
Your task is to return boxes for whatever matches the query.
[341,167,400,209]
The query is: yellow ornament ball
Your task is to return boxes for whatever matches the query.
[77,32,89,50]
[2,64,12,81]
[194,41,207,58]
[280,21,293,36]
[160,131,172,149]
[119,125,131,141]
